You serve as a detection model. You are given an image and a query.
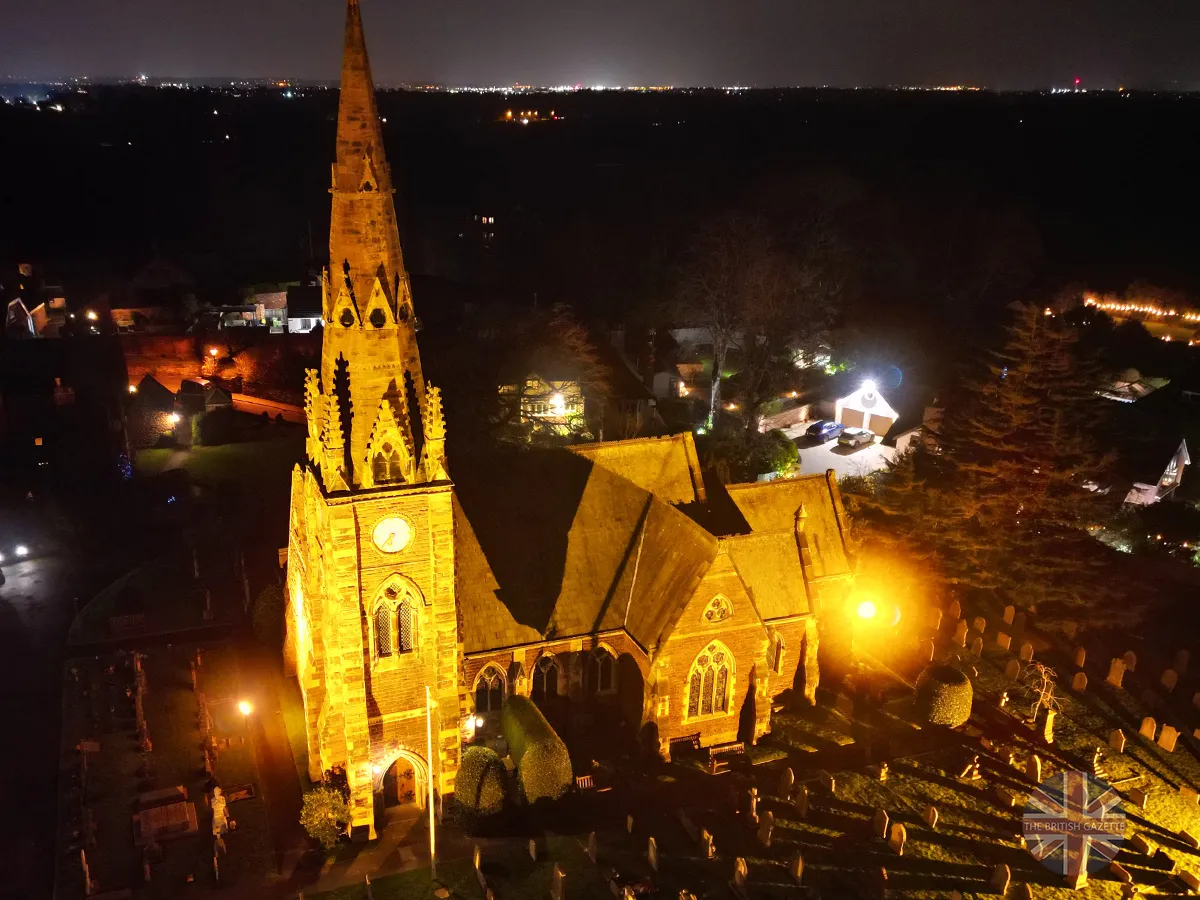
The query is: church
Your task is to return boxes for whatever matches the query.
[284,0,855,839]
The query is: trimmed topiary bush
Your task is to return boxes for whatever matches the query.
[456,745,507,815]
[500,695,572,802]
[914,664,973,727]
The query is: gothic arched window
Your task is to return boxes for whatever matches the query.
[374,605,392,658]
[532,655,560,704]
[388,448,404,482]
[373,447,391,484]
[686,642,733,719]
[475,665,505,714]
[592,649,616,694]
[396,600,414,654]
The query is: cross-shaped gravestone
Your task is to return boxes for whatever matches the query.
[701,829,714,860]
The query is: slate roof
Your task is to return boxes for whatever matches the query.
[726,532,812,620]
[569,433,706,505]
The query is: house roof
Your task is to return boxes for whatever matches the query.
[454,446,717,654]
[569,433,706,504]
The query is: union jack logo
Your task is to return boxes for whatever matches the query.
[1023,770,1126,877]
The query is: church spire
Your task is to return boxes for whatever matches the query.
[318,0,440,489]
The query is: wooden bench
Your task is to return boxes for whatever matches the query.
[706,741,745,774]
[669,733,701,756]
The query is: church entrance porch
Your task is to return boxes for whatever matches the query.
[381,757,419,808]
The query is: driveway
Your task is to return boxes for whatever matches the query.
[784,426,897,481]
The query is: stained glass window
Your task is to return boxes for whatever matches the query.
[374,606,392,657]
[397,601,413,653]
[687,642,733,719]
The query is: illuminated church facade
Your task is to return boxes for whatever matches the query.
[285,0,854,838]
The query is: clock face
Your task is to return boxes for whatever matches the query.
[372,516,412,553]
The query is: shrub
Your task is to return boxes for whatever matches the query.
[914,664,973,728]
[251,582,285,648]
[500,695,572,802]
[300,785,349,850]
[456,745,507,815]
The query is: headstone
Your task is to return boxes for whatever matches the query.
[993,786,1016,808]
[887,822,906,855]
[972,616,987,634]
[747,787,759,825]
[996,632,1012,651]
[1109,729,1126,752]
[787,852,803,885]
[818,770,835,794]
[1107,658,1126,688]
[1005,659,1022,680]
[1110,861,1133,883]
[529,839,538,861]
[757,811,774,848]
[1072,671,1088,692]
[1013,884,1033,900]
[473,845,482,872]
[919,638,935,662]
[953,620,968,647]
[551,866,565,900]
[989,864,1011,895]
[626,814,634,834]
[1128,788,1148,810]
[794,785,809,819]
[1026,754,1042,784]
[1181,830,1199,850]
[1182,872,1200,892]
[1162,669,1178,693]
[701,829,714,860]
[1193,691,1200,710]
[1128,833,1151,854]
[1180,785,1198,804]
[1124,650,1137,673]
[1041,708,1056,744]
[1139,717,1157,741]
[1158,725,1179,752]
[927,607,943,631]
[872,808,890,840]
[1194,727,1200,741]
[1072,646,1086,668]
[586,831,598,863]
[778,767,794,799]
[947,599,961,621]
[1176,649,1190,675]
[733,858,748,894]
[1003,605,1015,625]
[647,837,658,871]
[970,636,983,657]
[1018,642,1034,662]
[923,805,938,829]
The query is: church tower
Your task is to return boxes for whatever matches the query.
[285,0,458,839]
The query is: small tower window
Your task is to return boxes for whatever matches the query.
[369,308,386,328]
[374,606,392,658]
[340,308,355,327]
[396,601,414,653]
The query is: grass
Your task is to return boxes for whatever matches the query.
[135,433,303,490]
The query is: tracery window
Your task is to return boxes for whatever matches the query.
[704,595,734,624]
[396,600,414,654]
[531,655,560,703]
[687,642,732,719]
[374,606,392,657]
[474,665,505,714]
[593,648,616,693]
[371,580,420,662]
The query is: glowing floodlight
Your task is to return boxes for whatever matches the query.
[862,379,877,394]
[238,700,252,716]
[857,600,877,620]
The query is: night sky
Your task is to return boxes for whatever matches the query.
[5,0,1200,89]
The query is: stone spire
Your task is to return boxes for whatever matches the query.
[319,0,431,489]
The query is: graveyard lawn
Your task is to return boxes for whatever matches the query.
[55,642,275,897]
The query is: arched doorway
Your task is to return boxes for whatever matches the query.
[382,757,419,808]
[372,748,429,817]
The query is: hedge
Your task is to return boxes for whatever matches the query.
[500,695,572,802]
[456,745,507,815]
[914,664,973,727]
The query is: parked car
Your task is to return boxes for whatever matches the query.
[806,420,844,442]
[838,427,875,449]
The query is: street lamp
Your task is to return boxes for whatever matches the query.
[857,600,877,620]
[238,700,252,717]
[209,346,220,358]
[85,310,98,322]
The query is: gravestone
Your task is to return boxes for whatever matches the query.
[1107,658,1126,688]
[551,865,565,900]
[1181,831,1199,850]
[701,829,714,860]
[473,845,482,873]
[1158,725,1179,752]
[1019,642,1034,662]
[919,638,935,662]
[1026,754,1042,784]
[948,599,961,621]
[1193,691,1200,710]
[1124,650,1137,673]
[794,784,809,819]
[529,839,538,861]
[626,814,634,834]
[970,637,983,657]
[927,607,943,631]
[1072,672,1088,692]
[972,616,987,634]
[787,852,803,885]
[1041,709,1057,744]
[1182,872,1200,893]
[1176,649,1190,675]
[757,811,774,848]
[924,805,938,829]
[1003,605,1015,625]
[953,620,968,647]
[1128,833,1152,854]
[872,808,890,840]
[1162,669,1178,693]
[733,858,748,895]
[1139,717,1157,741]
[1180,785,1198,804]
[818,770,835,794]
[996,632,1012,651]
[587,832,597,864]
[1194,727,1200,741]
[1074,646,1087,668]
[1128,788,1148,810]
[989,864,1011,894]
[1013,884,1034,900]
[887,822,906,855]
[1110,861,1133,883]
[746,788,759,826]
[647,837,658,871]
[993,785,1016,808]
[1005,659,1022,680]
[1109,729,1126,753]
[778,767,794,799]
